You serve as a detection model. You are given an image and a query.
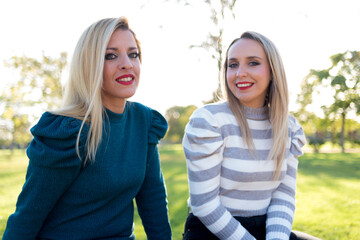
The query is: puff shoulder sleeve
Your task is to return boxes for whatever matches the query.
[289,116,306,157]
[27,112,89,167]
[148,109,168,144]
[3,112,89,240]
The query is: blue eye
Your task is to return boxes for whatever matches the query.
[105,53,117,60]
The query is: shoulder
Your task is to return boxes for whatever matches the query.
[188,101,236,129]
[128,102,168,143]
[183,103,225,156]
[288,115,307,156]
[191,101,231,118]
[185,102,232,137]
[190,101,233,125]
[127,101,150,113]
[127,102,163,122]
[31,112,87,139]
[288,115,305,135]
[27,112,88,168]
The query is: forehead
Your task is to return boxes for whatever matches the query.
[227,38,266,59]
[107,29,137,47]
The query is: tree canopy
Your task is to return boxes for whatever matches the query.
[164,105,197,143]
[296,50,360,152]
[0,53,67,149]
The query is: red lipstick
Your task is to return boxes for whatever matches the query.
[116,74,135,85]
[236,82,254,90]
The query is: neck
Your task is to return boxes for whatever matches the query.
[103,100,127,114]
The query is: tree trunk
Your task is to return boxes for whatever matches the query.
[314,145,319,154]
[341,111,345,153]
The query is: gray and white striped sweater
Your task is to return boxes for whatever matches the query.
[183,101,306,240]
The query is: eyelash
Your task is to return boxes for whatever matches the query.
[249,61,260,66]
[129,52,140,59]
[228,61,260,68]
[105,53,117,60]
[228,63,238,68]
[105,52,140,60]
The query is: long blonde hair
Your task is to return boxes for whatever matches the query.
[222,31,289,180]
[51,17,141,165]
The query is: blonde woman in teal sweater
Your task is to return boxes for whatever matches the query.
[3,17,171,240]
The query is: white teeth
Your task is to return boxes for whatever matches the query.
[117,77,133,82]
[236,83,253,87]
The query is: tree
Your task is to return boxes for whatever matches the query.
[0,93,32,150]
[292,108,330,153]
[297,50,360,153]
[4,52,67,108]
[347,119,360,145]
[173,0,238,103]
[0,52,67,150]
[164,105,197,143]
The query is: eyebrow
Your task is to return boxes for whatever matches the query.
[228,56,263,61]
[106,47,138,51]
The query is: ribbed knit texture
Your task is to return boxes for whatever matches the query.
[183,101,306,240]
[3,101,171,240]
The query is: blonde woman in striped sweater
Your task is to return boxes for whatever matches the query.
[182,32,319,240]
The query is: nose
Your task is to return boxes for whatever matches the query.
[118,55,133,70]
[236,65,247,78]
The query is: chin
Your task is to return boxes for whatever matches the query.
[121,88,138,98]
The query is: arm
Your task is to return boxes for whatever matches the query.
[265,155,298,240]
[265,118,306,240]
[3,161,82,240]
[136,144,172,240]
[2,113,85,240]
[135,108,171,240]
[183,108,256,240]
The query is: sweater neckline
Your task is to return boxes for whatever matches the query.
[242,105,269,120]
[104,103,128,123]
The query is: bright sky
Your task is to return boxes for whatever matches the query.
[0,0,359,115]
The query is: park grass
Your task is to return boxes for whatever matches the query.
[294,153,360,239]
[1,147,360,240]
[0,149,29,238]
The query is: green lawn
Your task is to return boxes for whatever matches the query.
[1,147,359,240]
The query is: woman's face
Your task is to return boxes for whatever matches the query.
[226,38,271,108]
[102,29,141,113]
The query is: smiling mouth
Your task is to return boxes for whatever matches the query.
[236,82,254,89]
[116,75,134,85]
[116,76,134,82]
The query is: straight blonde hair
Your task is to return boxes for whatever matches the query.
[51,17,141,165]
[222,31,289,180]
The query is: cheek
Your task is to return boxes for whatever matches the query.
[102,65,115,89]
[226,73,231,82]
[103,64,113,80]
[134,62,141,77]
[258,66,271,80]
[226,70,235,83]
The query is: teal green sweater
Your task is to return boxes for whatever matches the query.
[3,102,172,240]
